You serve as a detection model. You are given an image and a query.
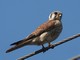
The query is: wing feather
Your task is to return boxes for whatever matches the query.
[26,20,55,40]
[6,20,56,53]
[11,20,55,45]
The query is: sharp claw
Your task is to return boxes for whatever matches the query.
[41,45,47,53]
[42,47,47,53]
[50,45,54,49]
[48,43,54,49]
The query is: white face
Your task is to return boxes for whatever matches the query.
[49,11,62,20]
[49,13,55,20]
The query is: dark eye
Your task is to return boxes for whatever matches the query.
[54,12,57,15]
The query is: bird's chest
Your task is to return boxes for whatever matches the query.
[49,26,62,39]
[40,26,62,43]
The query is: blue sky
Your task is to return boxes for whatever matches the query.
[0,0,80,60]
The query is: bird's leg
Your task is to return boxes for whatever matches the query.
[48,42,54,49]
[41,44,46,53]
[42,44,45,49]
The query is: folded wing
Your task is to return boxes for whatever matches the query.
[6,20,55,53]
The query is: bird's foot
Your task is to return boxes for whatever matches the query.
[41,45,47,53]
[48,43,54,49]
[42,47,47,53]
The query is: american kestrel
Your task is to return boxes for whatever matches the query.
[6,11,63,53]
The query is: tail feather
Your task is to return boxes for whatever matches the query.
[10,40,24,46]
[6,40,32,53]
[6,45,23,53]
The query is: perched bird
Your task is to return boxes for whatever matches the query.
[6,11,63,53]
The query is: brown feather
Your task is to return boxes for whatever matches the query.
[6,40,32,53]
[6,20,56,53]
[25,20,55,40]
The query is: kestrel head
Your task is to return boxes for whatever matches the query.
[49,11,62,20]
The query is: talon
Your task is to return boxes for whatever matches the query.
[41,45,47,53]
[48,43,54,49]
[42,48,47,53]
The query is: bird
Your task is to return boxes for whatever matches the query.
[6,11,63,53]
